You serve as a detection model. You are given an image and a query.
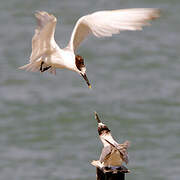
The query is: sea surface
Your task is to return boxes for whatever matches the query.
[0,0,180,180]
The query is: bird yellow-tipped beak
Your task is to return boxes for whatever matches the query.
[81,73,91,89]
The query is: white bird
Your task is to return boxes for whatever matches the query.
[19,9,160,88]
[91,112,130,169]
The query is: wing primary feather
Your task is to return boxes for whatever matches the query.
[67,8,160,51]
[30,11,58,63]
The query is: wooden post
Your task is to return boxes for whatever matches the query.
[96,166,129,180]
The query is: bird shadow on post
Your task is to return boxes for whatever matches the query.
[96,166,130,180]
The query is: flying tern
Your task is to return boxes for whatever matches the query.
[91,112,130,168]
[19,9,160,88]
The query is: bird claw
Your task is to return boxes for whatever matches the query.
[40,61,51,72]
[40,61,44,72]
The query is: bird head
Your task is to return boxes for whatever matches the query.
[75,55,91,88]
[94,112,111,135]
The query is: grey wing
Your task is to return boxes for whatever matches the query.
[99,146,111,163]
[117,141,130,164]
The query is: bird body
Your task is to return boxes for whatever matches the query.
[19,9,160,87]
[91,112,130,168]
[50,48,76,70]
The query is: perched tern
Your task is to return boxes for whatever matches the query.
[91,112,130,168]
[19,9,160,88]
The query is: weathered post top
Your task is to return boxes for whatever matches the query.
[96,166,130,180]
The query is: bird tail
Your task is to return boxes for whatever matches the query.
[18,62,41,72]
[19,62,56,75]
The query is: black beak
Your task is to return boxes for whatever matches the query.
[81,73,91,88]
[94,111,101,123]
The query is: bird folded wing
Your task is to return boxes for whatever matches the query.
[67,8,160,51]
[30,11,58,62]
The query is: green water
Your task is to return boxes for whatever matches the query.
[0,0,180,180]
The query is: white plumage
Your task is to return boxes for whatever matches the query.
[19,9,160,87]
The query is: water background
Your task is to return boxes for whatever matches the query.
[0,0,180,180]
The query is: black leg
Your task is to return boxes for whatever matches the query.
[40,61,51,72]
[42,66,52,72]
[40,61,44,72]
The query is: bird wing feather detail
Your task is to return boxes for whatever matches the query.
[104,139,130,164]
[67,8,160,52]
[99,146,112,163]
[30,11,58,63]
[117,141,130,164]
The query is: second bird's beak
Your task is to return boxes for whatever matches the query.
[94,112,101,123]
[81,73,91,88]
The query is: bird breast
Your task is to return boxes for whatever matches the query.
[52,50,76,70]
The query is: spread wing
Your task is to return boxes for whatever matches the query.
[117,141,130,164]
[105,139,130,164]
[67,8,160,52]
[30,11,58,62]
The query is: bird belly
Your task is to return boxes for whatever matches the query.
[50,50,76,71]
[43,52,67,69]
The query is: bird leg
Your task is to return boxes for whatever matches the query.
[40,61,52,72]
[40,61,44,72]
[42,66,52,72]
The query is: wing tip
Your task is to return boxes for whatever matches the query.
[148,8,161,20]
[123,140,130,148]
[34,11,57,23]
